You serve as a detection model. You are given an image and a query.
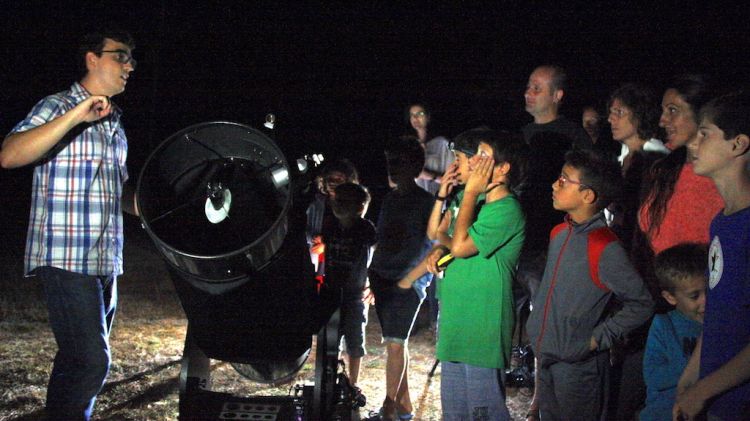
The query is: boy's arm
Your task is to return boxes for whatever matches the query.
[591,243,655,351]
[451,189,479,258]
[435,210,453,248]
[427,162,458,240]
[643,315,682,392]
[451,156,496,258]
[675,334,702,396]
[674,336,750,420]
[397,244,449,289]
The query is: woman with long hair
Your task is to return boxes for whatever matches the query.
[606,82,669,421]
[638,75,723,255]
[405,103,453,196]
[607,83,669,250]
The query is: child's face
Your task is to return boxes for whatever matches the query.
[661,275,707,324]
[692,117,736,178]
[321,171,347,197]
[453,151,473,184]
[551,164,591,213]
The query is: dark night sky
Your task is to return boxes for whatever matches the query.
[2,3,749,245]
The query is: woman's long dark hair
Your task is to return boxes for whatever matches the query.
[642,75,713,237]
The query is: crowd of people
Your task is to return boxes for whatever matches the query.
[307,65,750,421]
[1,28,749,421]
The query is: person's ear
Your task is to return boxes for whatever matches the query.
[732,133,750,156]
[661,290,678,306]
[491,162,510,185]
[553,89,564,104]
[85,51,99,71]
[582,188,597,205]
[495,162,510,177]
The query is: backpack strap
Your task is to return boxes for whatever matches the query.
[549,221,568,242]
[587,227,618,292]
[548,222,617,291]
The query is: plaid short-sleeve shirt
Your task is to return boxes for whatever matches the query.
[10,82,129,277]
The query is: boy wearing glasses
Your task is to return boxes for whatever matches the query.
[526,149,654,421]
[1,30,136,420]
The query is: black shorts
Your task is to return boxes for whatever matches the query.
[370,272,422,343]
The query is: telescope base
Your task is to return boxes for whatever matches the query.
[178,391,307,420]
[178,308,362,420]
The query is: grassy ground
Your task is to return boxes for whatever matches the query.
[0,222,532,420]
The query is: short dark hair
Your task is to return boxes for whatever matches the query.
[537,65,567,93]
[333,182,370,215]
[321,158,359,184]
[700,91,750,141]
[385,136,425,179]
[78,29,135,76]
[451,128,485,158]
[477,130,529,194]
[609,83,660,140]
[564,149,622,210]
[654,243,708,293]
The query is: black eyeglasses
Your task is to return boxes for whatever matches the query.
[99,49,137,69]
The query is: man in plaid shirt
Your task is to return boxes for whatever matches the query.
[1,30,137,420]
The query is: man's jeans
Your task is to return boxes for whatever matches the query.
[37,266,117,421]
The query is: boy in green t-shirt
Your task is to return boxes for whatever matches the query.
[404,128,527,420]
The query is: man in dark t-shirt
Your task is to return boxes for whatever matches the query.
[522,65,593,150]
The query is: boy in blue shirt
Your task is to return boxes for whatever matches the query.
[323,182,376,388]
[641,243,707,421]
[674,92,750,420]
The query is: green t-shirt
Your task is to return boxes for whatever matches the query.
[436,193,525,369]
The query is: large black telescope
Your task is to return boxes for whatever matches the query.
[137,122,357,420]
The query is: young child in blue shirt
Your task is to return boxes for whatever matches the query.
[673,92,750,420]
[641,243,707,421]
[322,182,376,388]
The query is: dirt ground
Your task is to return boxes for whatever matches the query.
[0,225,532,420]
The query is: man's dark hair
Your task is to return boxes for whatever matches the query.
[564,148,622,210]
[78,30,135,76]
[477,129,529,194]
[700,90,750,142]
[333,182,370,215]
[538,64,568,93]
[608,82,660,140]
[654,243,708,293]
[385,136,425,179]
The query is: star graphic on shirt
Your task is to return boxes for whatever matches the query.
[711,250,719,272]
